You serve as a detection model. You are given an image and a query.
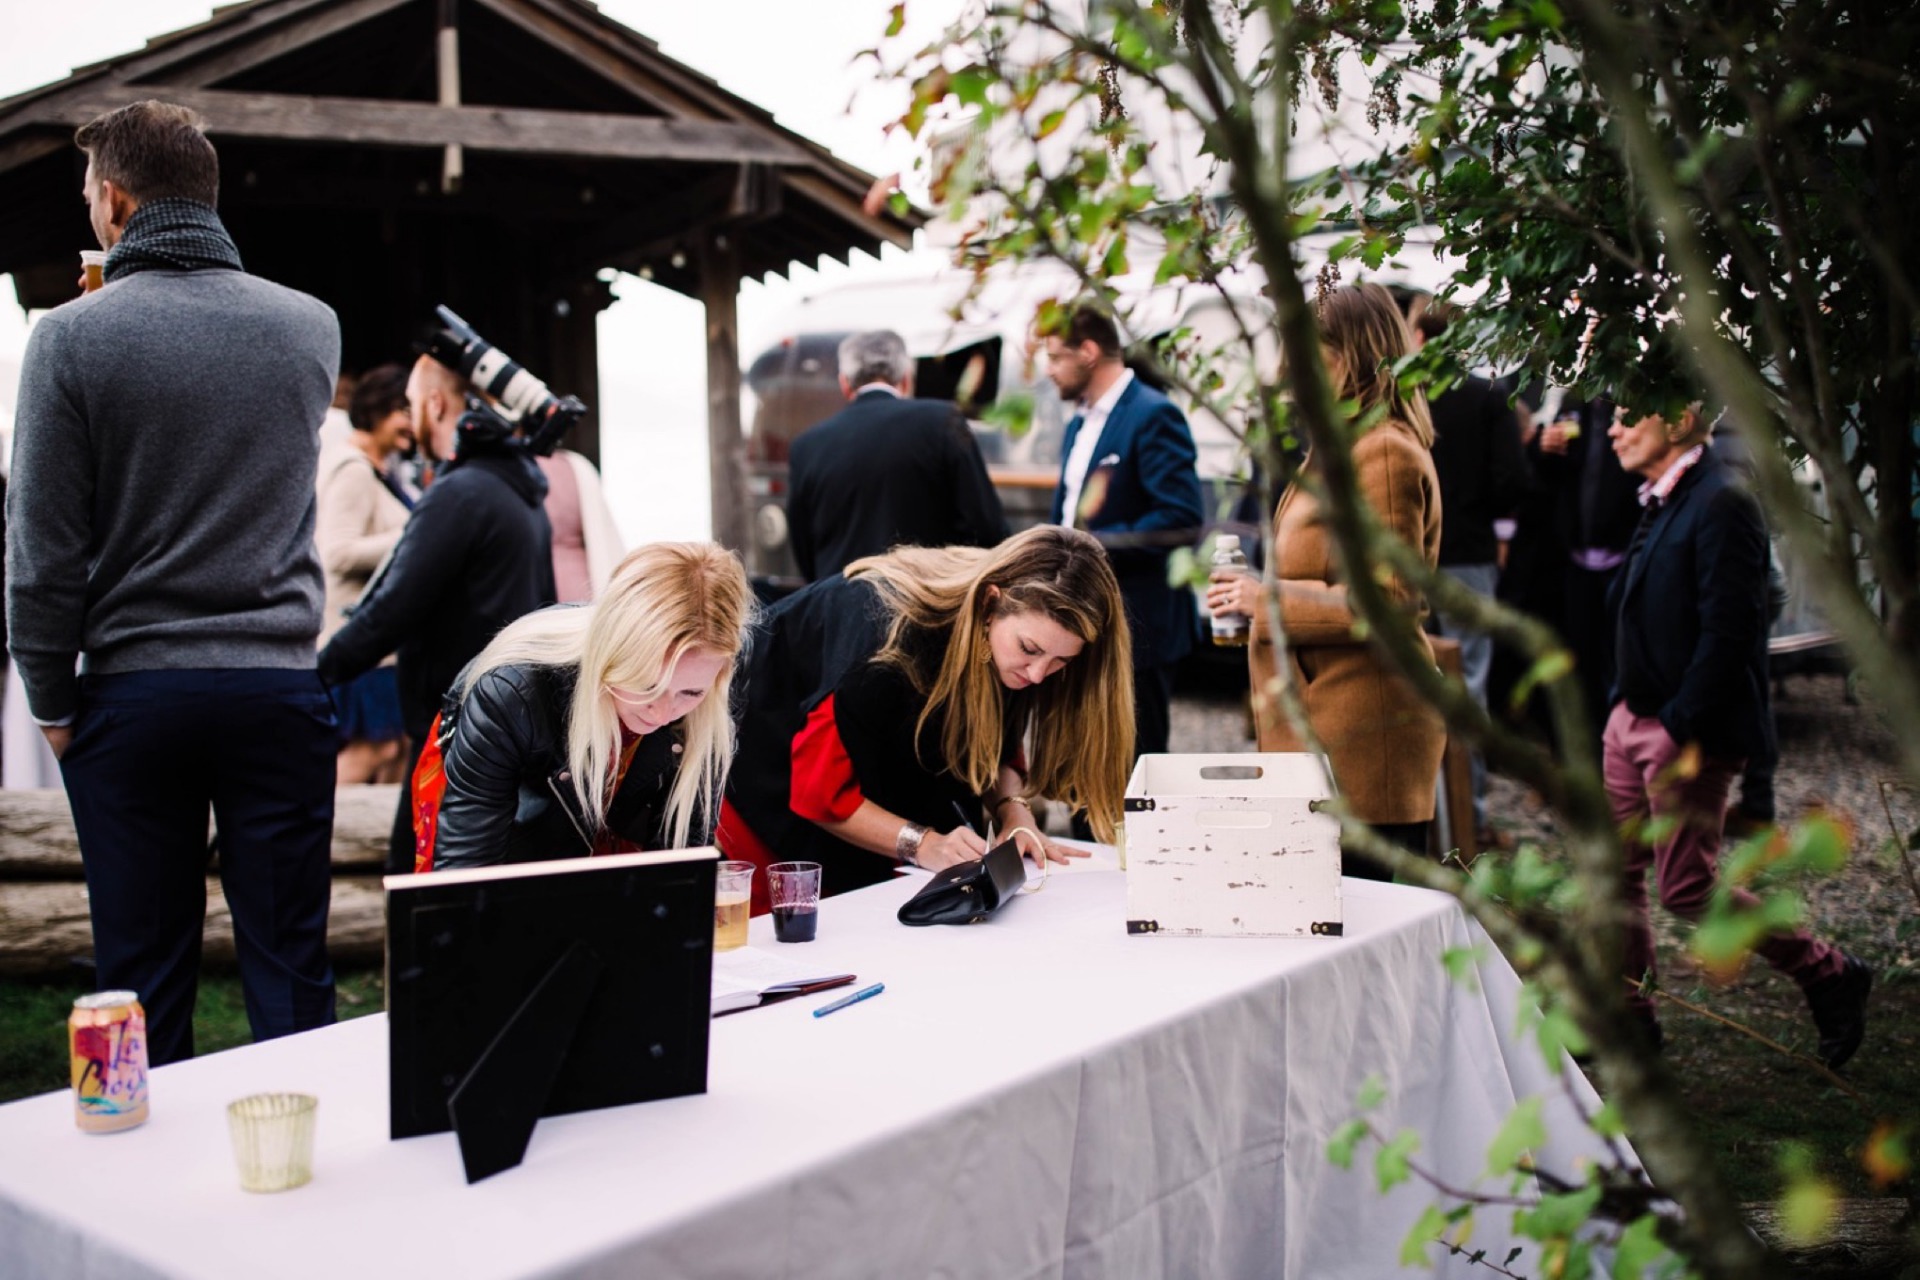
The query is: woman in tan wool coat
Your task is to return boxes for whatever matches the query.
[1207,283,1445,878]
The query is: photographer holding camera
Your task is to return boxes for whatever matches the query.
[318,335,558,872]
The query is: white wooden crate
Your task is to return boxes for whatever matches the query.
[1122,753,1343,938]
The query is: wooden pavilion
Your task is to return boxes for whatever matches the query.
[0,0,917,550]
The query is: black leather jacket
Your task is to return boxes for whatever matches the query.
[431,661,690,870]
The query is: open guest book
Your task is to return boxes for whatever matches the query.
[711,946,855,1016]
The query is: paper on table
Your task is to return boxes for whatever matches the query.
[710,947,856,1016]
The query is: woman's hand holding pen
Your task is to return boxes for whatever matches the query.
[916,825,989,870]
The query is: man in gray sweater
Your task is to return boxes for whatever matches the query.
[5,101,340,1065]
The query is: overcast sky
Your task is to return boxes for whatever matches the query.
[0,0,964,541]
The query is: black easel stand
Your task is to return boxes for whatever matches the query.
[446,941,605,1184]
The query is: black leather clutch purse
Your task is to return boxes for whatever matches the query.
[897,838,1028,926]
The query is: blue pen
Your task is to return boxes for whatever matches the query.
[813,982,885,1018]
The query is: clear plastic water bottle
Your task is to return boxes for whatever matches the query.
[1210,534,1251,647]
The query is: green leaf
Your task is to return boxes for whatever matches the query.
[1375,1129,1420,1192]
[1786,814,1847,875]
[1507,649,1573,711]
[1485,1097,1546,1175]
[1327,1118,1369,1169]
[949,68,993,108]
[1441,945,1484,989]
[1611,1215,1670,1280]
[1777,1174,1838,1246]
[1515,1183,1602,1239]
[885,2,905,37]
[1401,1204,1450,1266]
[1356,1074,1388,1110]
[1534,1002,1588,1066]
[1166,545,1202,590]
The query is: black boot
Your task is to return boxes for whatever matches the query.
[1805,954,1873,1070]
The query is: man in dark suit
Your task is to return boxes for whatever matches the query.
[786,330,1007,582]
[1408,297,1530,841]
[1044,305,1204,757]
[1603,397,1870,1067]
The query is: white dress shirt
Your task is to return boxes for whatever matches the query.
[1058,369,1134,528]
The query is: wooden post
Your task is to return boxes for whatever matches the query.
[541,276,613,467]
[436,0,463,195]
[1428,636,1480,863]
[699,231,749,554]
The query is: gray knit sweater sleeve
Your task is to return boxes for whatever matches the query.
[7,317,98,722]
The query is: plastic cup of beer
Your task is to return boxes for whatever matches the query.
[768,861,822,943]
[714,860,754,952]
[79,250,107,293]
[227,1093,318,1193]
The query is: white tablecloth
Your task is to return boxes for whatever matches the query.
[0,850,1610,1279]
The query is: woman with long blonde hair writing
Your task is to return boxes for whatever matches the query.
[720,525,1134,906]
[414,541,754,870]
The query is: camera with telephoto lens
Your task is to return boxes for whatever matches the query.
[418,305,587,458]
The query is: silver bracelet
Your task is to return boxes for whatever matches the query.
[895,822,929,866]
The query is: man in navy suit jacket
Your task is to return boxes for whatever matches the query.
[1604,399,1869,1068]
[1044,305,1204,756]
[786,330,1007,582]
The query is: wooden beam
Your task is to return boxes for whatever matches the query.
[0,132,68,177]
[29,87,812,166]
[464,0,711,119]
[781,170,917,252]
[700,231,750,556]
[132,0,418,90]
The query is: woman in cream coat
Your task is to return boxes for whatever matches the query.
[1208,284,1446,877]
[316,364,414,783]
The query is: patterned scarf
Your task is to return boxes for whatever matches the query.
[103,198,243,282]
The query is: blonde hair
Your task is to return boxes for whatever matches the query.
[846,525,1135,841]
[1318,282,1434,447]
[461,542,754,848]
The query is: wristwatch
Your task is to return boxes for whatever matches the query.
[895,822,929,867]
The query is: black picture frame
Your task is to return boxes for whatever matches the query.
[385,849,718,1182]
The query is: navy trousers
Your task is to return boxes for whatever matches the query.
[59,669,338,1065]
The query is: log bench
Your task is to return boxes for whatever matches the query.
[0,786,399,975]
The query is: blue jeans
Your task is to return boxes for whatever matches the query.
[59,669,338,1065]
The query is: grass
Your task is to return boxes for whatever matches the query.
[1478,671,1920,1213]
[0,967,385,1103]
[1644,928,1920,1204]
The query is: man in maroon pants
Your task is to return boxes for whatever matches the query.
[1603,396,1870,1068]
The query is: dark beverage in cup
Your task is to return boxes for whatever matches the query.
[773,905,818,943]
[768,860,822,943]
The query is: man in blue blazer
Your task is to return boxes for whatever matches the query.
[1604,397,1870,1067]
[1044,305,1204,757]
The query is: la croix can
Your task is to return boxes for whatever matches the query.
[69,991,149,1133]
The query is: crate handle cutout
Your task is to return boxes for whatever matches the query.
[1196,810,1273,829]
[1198,765,1265,781]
